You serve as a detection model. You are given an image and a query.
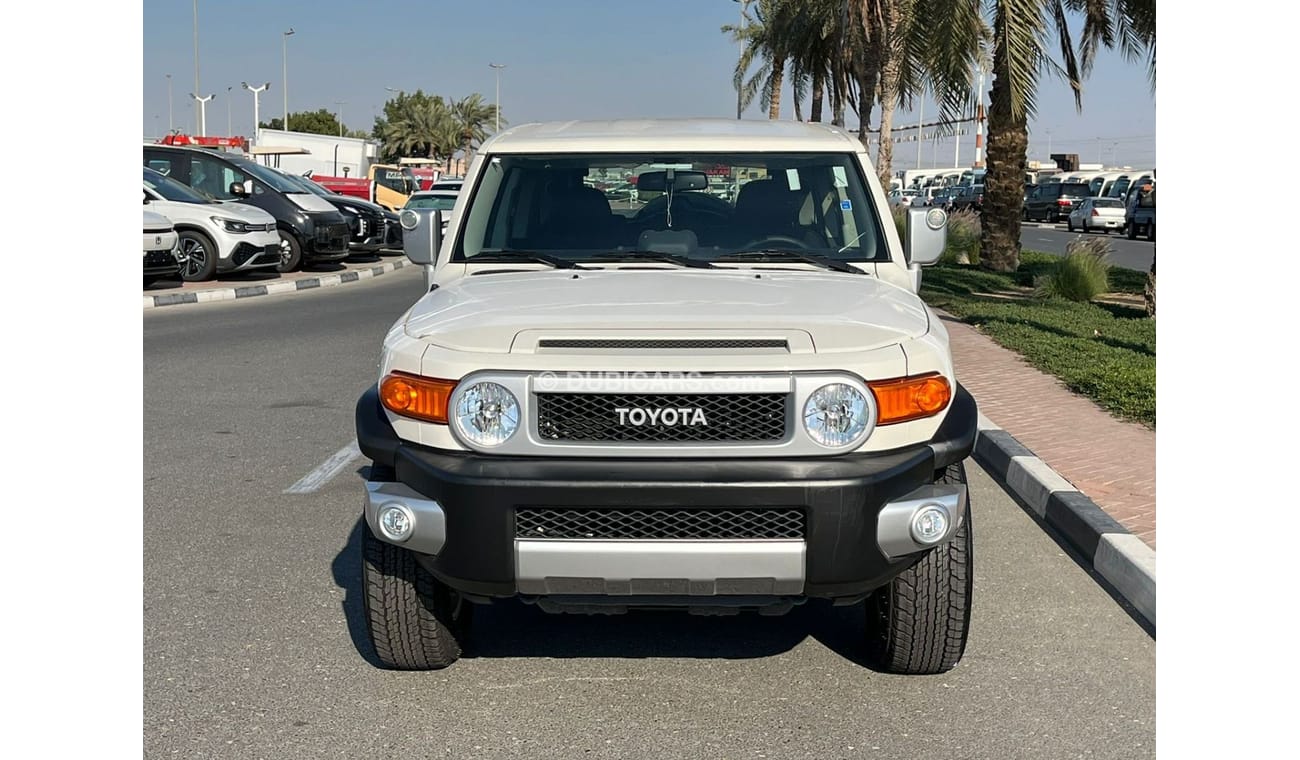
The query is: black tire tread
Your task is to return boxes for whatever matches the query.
[865,461,973,675]
[361,523,468,670]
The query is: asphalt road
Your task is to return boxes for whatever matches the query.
[144,269,1155,759]
[1020,224,1155,272]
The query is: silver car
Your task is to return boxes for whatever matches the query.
[1067,196,1126,234]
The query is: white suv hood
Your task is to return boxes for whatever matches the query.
[403,268,931,354]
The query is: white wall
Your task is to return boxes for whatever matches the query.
[252,129,379,178]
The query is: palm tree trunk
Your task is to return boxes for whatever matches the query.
[832,76,846,126]
[852,0,881,149]
[873,0,902,187]
[979,43,1026,272]
[768,60,784,120]
[811,70,825,122]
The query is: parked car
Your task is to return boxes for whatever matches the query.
[950,184,984,213]
[428,179,464,193]
[360,118,977,675]
[143,144,351,272]
[1125,180,1155,241]
[1022,182,1091,223]
[888,188,919,208]
[143,209,183,287]
[277,170,394,255]
[929,188,958,212]
[1067,197,1126,234]
[404,190,459,236]
[142,167,280,281]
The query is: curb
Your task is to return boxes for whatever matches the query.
[143,258,411,310]
[973,413,1155,629]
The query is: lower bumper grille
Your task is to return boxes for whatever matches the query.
[515,507,805,540]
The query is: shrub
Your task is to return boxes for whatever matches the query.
[941,209,981,266]
[1038,236,1111,302]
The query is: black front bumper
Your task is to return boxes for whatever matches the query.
[356,383,978,600]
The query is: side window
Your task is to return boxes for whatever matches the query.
[190,155,245,200]
[375,169,406,193]
[145,155,174,177]
[1029,187,1041,200]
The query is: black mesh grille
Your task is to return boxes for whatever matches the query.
[538,339,788,350]
[516,508,805,540]
[536,393,787,442]
[143,250,176,267]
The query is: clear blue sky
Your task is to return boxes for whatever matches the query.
[142,0,1156,171]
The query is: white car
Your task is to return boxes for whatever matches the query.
[143,167,281,281]
[143,209,182,286]
[889,188,920,208]
[403,190,459,235]
[359,119,974,675]
[1067,196,1127,234]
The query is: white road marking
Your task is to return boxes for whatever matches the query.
[285,440,362,494]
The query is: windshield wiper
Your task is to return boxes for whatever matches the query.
[470,250,589,269]
[716,250,862,274]
[586,252,717,269]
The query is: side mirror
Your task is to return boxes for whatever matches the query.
[229,180,252,197]
[904,206,948,266]
[400,208,443,266]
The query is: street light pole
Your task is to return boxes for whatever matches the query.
[282,28,295,131]
[242,82,270,140]
[165,74,173,133]
[335,101,346,136]
[732,0,745,119]
[226,86,233,135]
[190,93,214,136]
[489,63,506,132]
[193,0,201,133]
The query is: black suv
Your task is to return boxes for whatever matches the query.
[142,144,351,272]
[280,171,397,255]
[1022,182,1091,223]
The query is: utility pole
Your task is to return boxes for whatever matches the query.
[282,28,295,130]
[973,67,985,168]
[916,95,923,169]
[226,86,233,135]
[489,63,506,132]
[335,101,346,136]
[165,74,173,133]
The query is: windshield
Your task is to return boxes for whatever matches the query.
[143,167,211,204]
[454,152,889,264]
[233,158,314,194]
[406,195,457,211]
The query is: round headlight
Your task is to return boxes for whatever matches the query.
[802,383,872,448]
[453,382,520,446]
[399,209,420,230]
[925,207,947,230]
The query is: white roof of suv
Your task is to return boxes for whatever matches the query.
[480,118,864,154]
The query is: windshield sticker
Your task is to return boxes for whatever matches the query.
[832,166,848,187]
[840,199,852,211]
[785,169,801,191]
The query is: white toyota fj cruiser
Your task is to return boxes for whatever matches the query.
[357,119,977,674]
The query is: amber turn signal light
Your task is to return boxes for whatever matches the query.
[868,373,952,426]
[380,371,457,424]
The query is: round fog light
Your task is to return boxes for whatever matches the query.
[377,503,415,542]
[911,505,949,544]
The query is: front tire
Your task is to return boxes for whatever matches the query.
[864,461,973,675]
[178,229,218,281]
[362,520,471,670]
[275,229,303,273]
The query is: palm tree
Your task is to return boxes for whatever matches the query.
[980,0,1155,272]
[450,94,500,171]
[724,0,798,119]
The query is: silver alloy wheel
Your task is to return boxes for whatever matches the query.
[279,238,292,267]
[181,237,207,278]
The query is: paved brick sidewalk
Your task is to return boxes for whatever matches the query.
[941,313,1157,549]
